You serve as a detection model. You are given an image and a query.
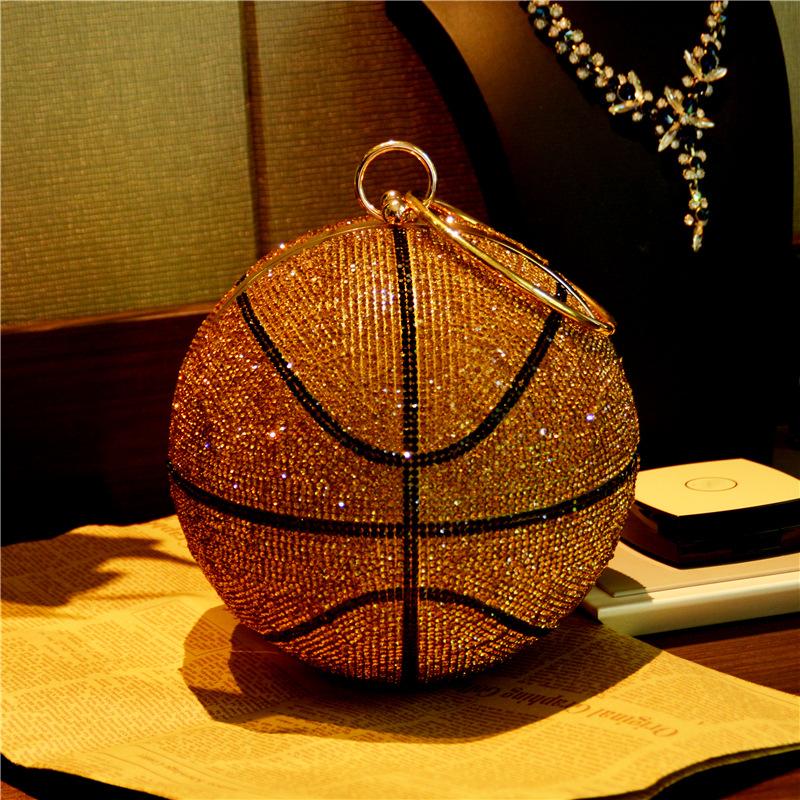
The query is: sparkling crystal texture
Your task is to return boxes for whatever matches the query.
[169,214,639,685]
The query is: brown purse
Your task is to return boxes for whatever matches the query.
[168,141,638,685]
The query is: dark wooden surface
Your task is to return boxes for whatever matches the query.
[1,305,208,543]
[641,614,800,695]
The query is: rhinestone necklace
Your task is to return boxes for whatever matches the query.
[521,0,729,252]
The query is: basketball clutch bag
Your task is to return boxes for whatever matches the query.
[168,141,639,685]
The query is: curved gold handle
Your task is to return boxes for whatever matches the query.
[405,194,616,336]
[353,141,615,335]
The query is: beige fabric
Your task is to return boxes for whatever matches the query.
[1,1,482,325]
[1,1,256,324]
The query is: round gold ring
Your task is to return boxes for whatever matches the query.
[355,141,438,219]
[406,194,616,335]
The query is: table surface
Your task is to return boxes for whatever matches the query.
[3,613,798,800]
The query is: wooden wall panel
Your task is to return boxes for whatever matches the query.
[1,308,207,542]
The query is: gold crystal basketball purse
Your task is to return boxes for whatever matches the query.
[168,141,639,685]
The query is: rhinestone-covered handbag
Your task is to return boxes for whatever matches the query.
[169,142,639,685]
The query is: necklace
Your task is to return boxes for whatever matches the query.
[521,0,729,252]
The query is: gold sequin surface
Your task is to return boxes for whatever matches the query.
[169,214,639,685]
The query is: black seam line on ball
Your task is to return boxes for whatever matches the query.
[259,587,551,643]
[261,588,402,642]
[236,284,563,469]
[238,291,397,466]
[434,452,638,536]
[167,452,637,538]
[417,281,566,467]
[394,226,420,686]
[420,588,550,637]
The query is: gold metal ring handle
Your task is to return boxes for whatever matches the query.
[355,141,438,219]
[405,194,616,335]
[431,199,594,320]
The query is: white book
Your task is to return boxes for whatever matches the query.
[581,541,800,635]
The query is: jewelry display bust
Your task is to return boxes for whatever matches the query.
[389,0,793,470]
